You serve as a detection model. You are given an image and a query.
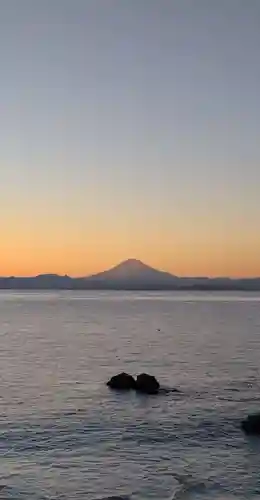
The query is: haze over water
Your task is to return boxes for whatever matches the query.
[1,290,260,499]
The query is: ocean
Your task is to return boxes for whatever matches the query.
[0,290,260,500]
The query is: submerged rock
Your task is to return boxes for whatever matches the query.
[160,386,181,394]
[107,373,136,391]
[95,497,130,500]
[135,373,160,394]
[241,413,260,435]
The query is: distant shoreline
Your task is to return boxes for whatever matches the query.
[1,285,260,292]
[1,259,260,291]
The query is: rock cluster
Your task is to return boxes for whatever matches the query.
[107,372,160,395]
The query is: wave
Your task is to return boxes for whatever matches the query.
[171,474,208,499]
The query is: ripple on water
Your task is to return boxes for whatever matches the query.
[1,291,260,499]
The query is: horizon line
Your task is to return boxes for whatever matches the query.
[1,273,260,281]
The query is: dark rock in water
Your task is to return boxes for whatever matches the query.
[241,413,260,435]
[96,497,130,500]
[106,372,179,396]
[135,373,160,394]
[95,496,130,500]
[107,373,136,391]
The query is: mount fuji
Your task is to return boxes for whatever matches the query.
[86,258,177,287]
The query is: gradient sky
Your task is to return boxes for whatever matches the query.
[1,0,260,277]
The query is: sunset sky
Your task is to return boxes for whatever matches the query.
[1,0,260,278]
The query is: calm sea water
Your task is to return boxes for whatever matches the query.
[0,291,260,500]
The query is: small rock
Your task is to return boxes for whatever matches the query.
[135,373,160,394]
[241,413,260,435]
[95,497,130,500]
[107,373,136,391]
[96,497,130,500]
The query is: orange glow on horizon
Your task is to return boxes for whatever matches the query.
[1,245,260,279]
[2,209,260,278]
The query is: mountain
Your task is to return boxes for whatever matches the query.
[86,259,177,287]
[0,259,260,290]
[0,259,177,290]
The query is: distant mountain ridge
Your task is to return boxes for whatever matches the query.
[0,259,260,290]
[87,259,176,284]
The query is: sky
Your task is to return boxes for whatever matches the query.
[1,0,260,278]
